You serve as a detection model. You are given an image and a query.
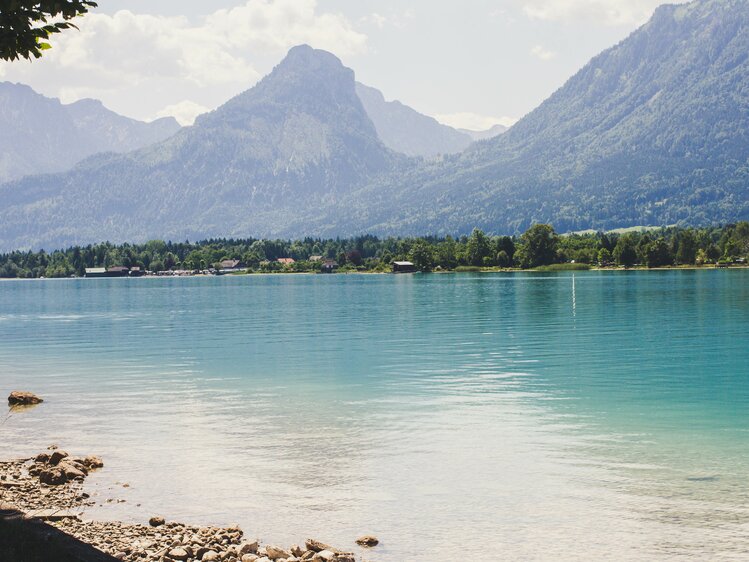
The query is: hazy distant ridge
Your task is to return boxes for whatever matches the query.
[0,82,181,183]
[355,82,474,157]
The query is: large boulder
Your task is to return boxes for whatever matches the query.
[265,545,291,560]
[77,456,104,470]
[49,450,69,466]
[8,391,43,406]
[239,541,259,555]
[58,461,87,481]
[305,540,336,553]
[355,535,379,547]
[167,547,189,561]
[39,467,67,485]
[34,452,51,464]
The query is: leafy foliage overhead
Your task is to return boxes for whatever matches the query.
[0,0,97,61]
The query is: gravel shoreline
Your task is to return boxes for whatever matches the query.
[1,446,371,562]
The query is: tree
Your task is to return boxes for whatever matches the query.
[706,244,721,262]
[0,1,97,61]
[466,228,491,266]
[346,249,363,266]
[164,252,177,270]
[516,224,559,269]
[634,234,650,265]
[598,248,613,266]
[409,240,434,272]
[613,235,638,267]
[675,230,698,265]
[435,236,458,270]
[695,248,709,266]
[644,239,673,268]
[495,236,515,265]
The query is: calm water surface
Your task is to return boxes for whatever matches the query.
[1,271,749,560]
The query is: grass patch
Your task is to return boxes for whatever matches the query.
[453,266,483,272]
[534,263,591,272]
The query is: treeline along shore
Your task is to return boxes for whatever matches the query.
[1,223,749,279]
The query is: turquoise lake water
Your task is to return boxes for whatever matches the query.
[2,271,749,560]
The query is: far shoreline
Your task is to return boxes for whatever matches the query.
[2,263,749,281]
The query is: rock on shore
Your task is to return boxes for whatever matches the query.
[7,391,43,406]
[51,519,359,562]
[1,447,368,562]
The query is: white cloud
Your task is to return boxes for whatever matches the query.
[0,0,367,121]
[530,45,557,61]
[205,0,367,56]
[519,0,687,26]
[154,101,210,126]
[435,112,518,131]
[362,13,388,29]
[359,9,415,30]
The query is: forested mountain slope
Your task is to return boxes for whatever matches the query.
[293,0,749,237]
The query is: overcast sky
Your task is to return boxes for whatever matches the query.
[0,0,687,129]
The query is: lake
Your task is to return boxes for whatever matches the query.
[2,271,749,560]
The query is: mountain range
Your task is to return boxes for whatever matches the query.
[355,82,497,157]
[458,124,508,142]
[287,0,749,237]
[0,0,747,250]
[0,82,181,183]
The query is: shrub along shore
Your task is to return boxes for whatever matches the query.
[2,223,749,279]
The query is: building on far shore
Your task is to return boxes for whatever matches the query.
[321,260,339,273]
[106,266,130,277]
[277,258,295,266]
[392,261,417,273]
[84,266,131,278]
[220,259,241,270]
[309,255,323,262]
[84,267,107,278]
[218,259,245,274]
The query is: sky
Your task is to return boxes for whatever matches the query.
[0,0,688,129]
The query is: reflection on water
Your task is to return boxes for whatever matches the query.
[1,272,749,560]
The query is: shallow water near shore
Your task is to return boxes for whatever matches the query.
[2,271,749,560]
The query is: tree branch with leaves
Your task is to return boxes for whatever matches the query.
[0,0,97,61]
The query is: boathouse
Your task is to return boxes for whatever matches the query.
[392,261,417,273]
[84,267,107,278]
